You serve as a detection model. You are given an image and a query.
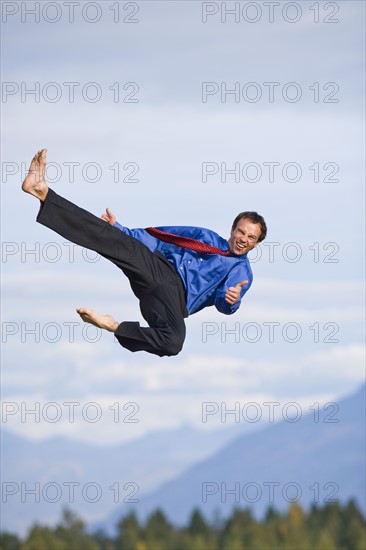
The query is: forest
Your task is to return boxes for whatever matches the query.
[1,500,365,549]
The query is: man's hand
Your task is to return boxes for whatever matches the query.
[101,208,116,225]
[225,280,248,305]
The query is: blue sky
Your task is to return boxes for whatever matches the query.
[1,1,365,445]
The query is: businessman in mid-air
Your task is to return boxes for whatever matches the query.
[22,149,267,357]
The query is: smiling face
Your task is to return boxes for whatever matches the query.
[228,218,262,255]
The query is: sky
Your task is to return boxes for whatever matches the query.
[1,0,365,446]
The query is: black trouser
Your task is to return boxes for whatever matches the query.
[36,189,188,357]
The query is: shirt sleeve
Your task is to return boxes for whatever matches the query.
[214,264,252,315]
[113,222,160,250]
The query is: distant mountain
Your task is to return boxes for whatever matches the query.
[1,421,260,535]
[103,384,365,532]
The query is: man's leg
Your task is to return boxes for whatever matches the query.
[22,149,187,356]
[116,283,187,357]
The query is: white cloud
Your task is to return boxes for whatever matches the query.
[2,343,364,444]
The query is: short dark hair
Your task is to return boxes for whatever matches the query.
[231,212,267,243]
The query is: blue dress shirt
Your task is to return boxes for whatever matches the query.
[114,222,253,316]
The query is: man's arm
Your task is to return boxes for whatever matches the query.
[100,208,158,244]
[214,267,252,315]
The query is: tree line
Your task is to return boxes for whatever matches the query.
[0,500,365,550]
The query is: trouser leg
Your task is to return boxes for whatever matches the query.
[36,189,187,356]
[116,286,186,357]
[37,189,177,294]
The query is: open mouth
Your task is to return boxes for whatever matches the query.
[236,242,246,251]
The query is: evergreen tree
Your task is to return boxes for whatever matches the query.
[220,507,255,549]
[187,509,210,538]
[264,505,281,522]
[92,528,116,550]
[340,499,366,550]
[20,524,66,550]
[115,511,142,550]
[53,508,99,550]
[143,509,174,550]
[0,532,21,550]
[319,502,346,548]
[283,502,312,549]
[184,508,217,550]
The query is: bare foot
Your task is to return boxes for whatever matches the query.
[22,148,49,201]
[76,307,119,333]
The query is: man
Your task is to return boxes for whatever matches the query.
[22,149,267,357]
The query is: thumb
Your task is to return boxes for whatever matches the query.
[236,280,248,289]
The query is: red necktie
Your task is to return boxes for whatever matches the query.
[145,227,231,256]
